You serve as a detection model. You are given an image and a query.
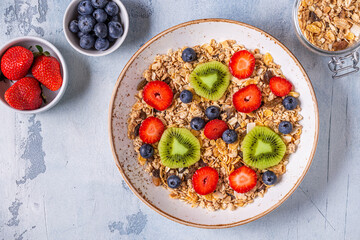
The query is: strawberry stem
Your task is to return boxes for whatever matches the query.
[31,45,51,58]
[36,45,43,53]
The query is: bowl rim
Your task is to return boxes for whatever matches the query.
[108,18,320,229]
[63,0,129,57]
[0,36,68,114]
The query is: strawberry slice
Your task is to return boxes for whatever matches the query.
[192,166,219,195]
[229,50,255,79]
[143,81,173,111]
[269,77,292,97]
[229,166,257,193]
[204,119,228,140]
[139,117,165,144]
[233,84,262,113]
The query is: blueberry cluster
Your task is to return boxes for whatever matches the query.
[69,0,124,51]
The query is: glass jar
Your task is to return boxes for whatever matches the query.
[293,0,360,79]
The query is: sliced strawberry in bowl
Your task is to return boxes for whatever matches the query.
[229,166,257,193]
[229,50,255,79]
[143,81,173,111]
[233,84,262,113]
[204,119,229,140]
[269,77,292,97]
[192,166,219,195]
[139,116,165,144]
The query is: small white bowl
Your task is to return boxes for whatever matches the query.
[63,0,129,57]
[0,36,68,114]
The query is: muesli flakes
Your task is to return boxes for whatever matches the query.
[127,39,302,211]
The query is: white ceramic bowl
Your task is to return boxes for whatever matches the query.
[0,36,68,114]
[109,19,319,228]
[63,0,129,57]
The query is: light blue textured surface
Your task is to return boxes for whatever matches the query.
[0,0,359,239]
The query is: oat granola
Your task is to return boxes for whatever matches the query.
[127,39,303,211]
[298,0,360,51]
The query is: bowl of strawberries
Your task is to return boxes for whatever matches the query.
[0,36,68,113]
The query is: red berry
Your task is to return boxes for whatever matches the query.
[233,84,262,113]
[229,166,257,193]
[32,55,63,91]
[229,50,255,79]
[143,81,173,111]
[139,117,165,144]
[1,46,34,80]
[204,119,228,140]
[4,77,42,110]
[192,166,219,195]
[269,77,292,97]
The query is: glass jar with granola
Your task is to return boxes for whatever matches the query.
[293,0,360,78]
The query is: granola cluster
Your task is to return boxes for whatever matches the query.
[127,40,303,211]
[298,0,360,51]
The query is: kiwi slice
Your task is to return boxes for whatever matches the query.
[242,126,286,170]
[189,61,231,100]
[158,128,201,168]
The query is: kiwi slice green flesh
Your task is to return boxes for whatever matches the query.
[158,128,201,168]
[189,61,231,101]
[242,126,286,170]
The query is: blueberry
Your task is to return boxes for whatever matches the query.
[222,129,238,144]
[111,15,120,22]
[167,175,181,189]
[91,0,108,8]
[181,48,197,62]
[180,90,193,103]
[278,121,293,134]
[105,1,119,16]
[190,117,205,131]
[78,0,94,15]
[283,96,298,110]
[262,171,277,185]
[79,34,95,49]
[78,14,86,21]
[77,31,85,38]
[94,22,108,38]
[139,144,154,159]
[108,21,123,38]
[93,9,108,23]
[107,36,116,42]
[69,20,79,33]
[78,15,96,33]
[205,106,220,120]
[94,38,110,51]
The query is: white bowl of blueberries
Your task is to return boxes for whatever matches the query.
[63,0,129,56]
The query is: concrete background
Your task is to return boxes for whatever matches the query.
[0,0,359,239]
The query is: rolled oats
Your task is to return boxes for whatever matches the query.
[298,0,360,50]
[127,40,303,211]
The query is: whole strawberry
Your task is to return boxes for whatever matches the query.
[32,55,63,91]
[1,46,34,80]
[5,77,43,110]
